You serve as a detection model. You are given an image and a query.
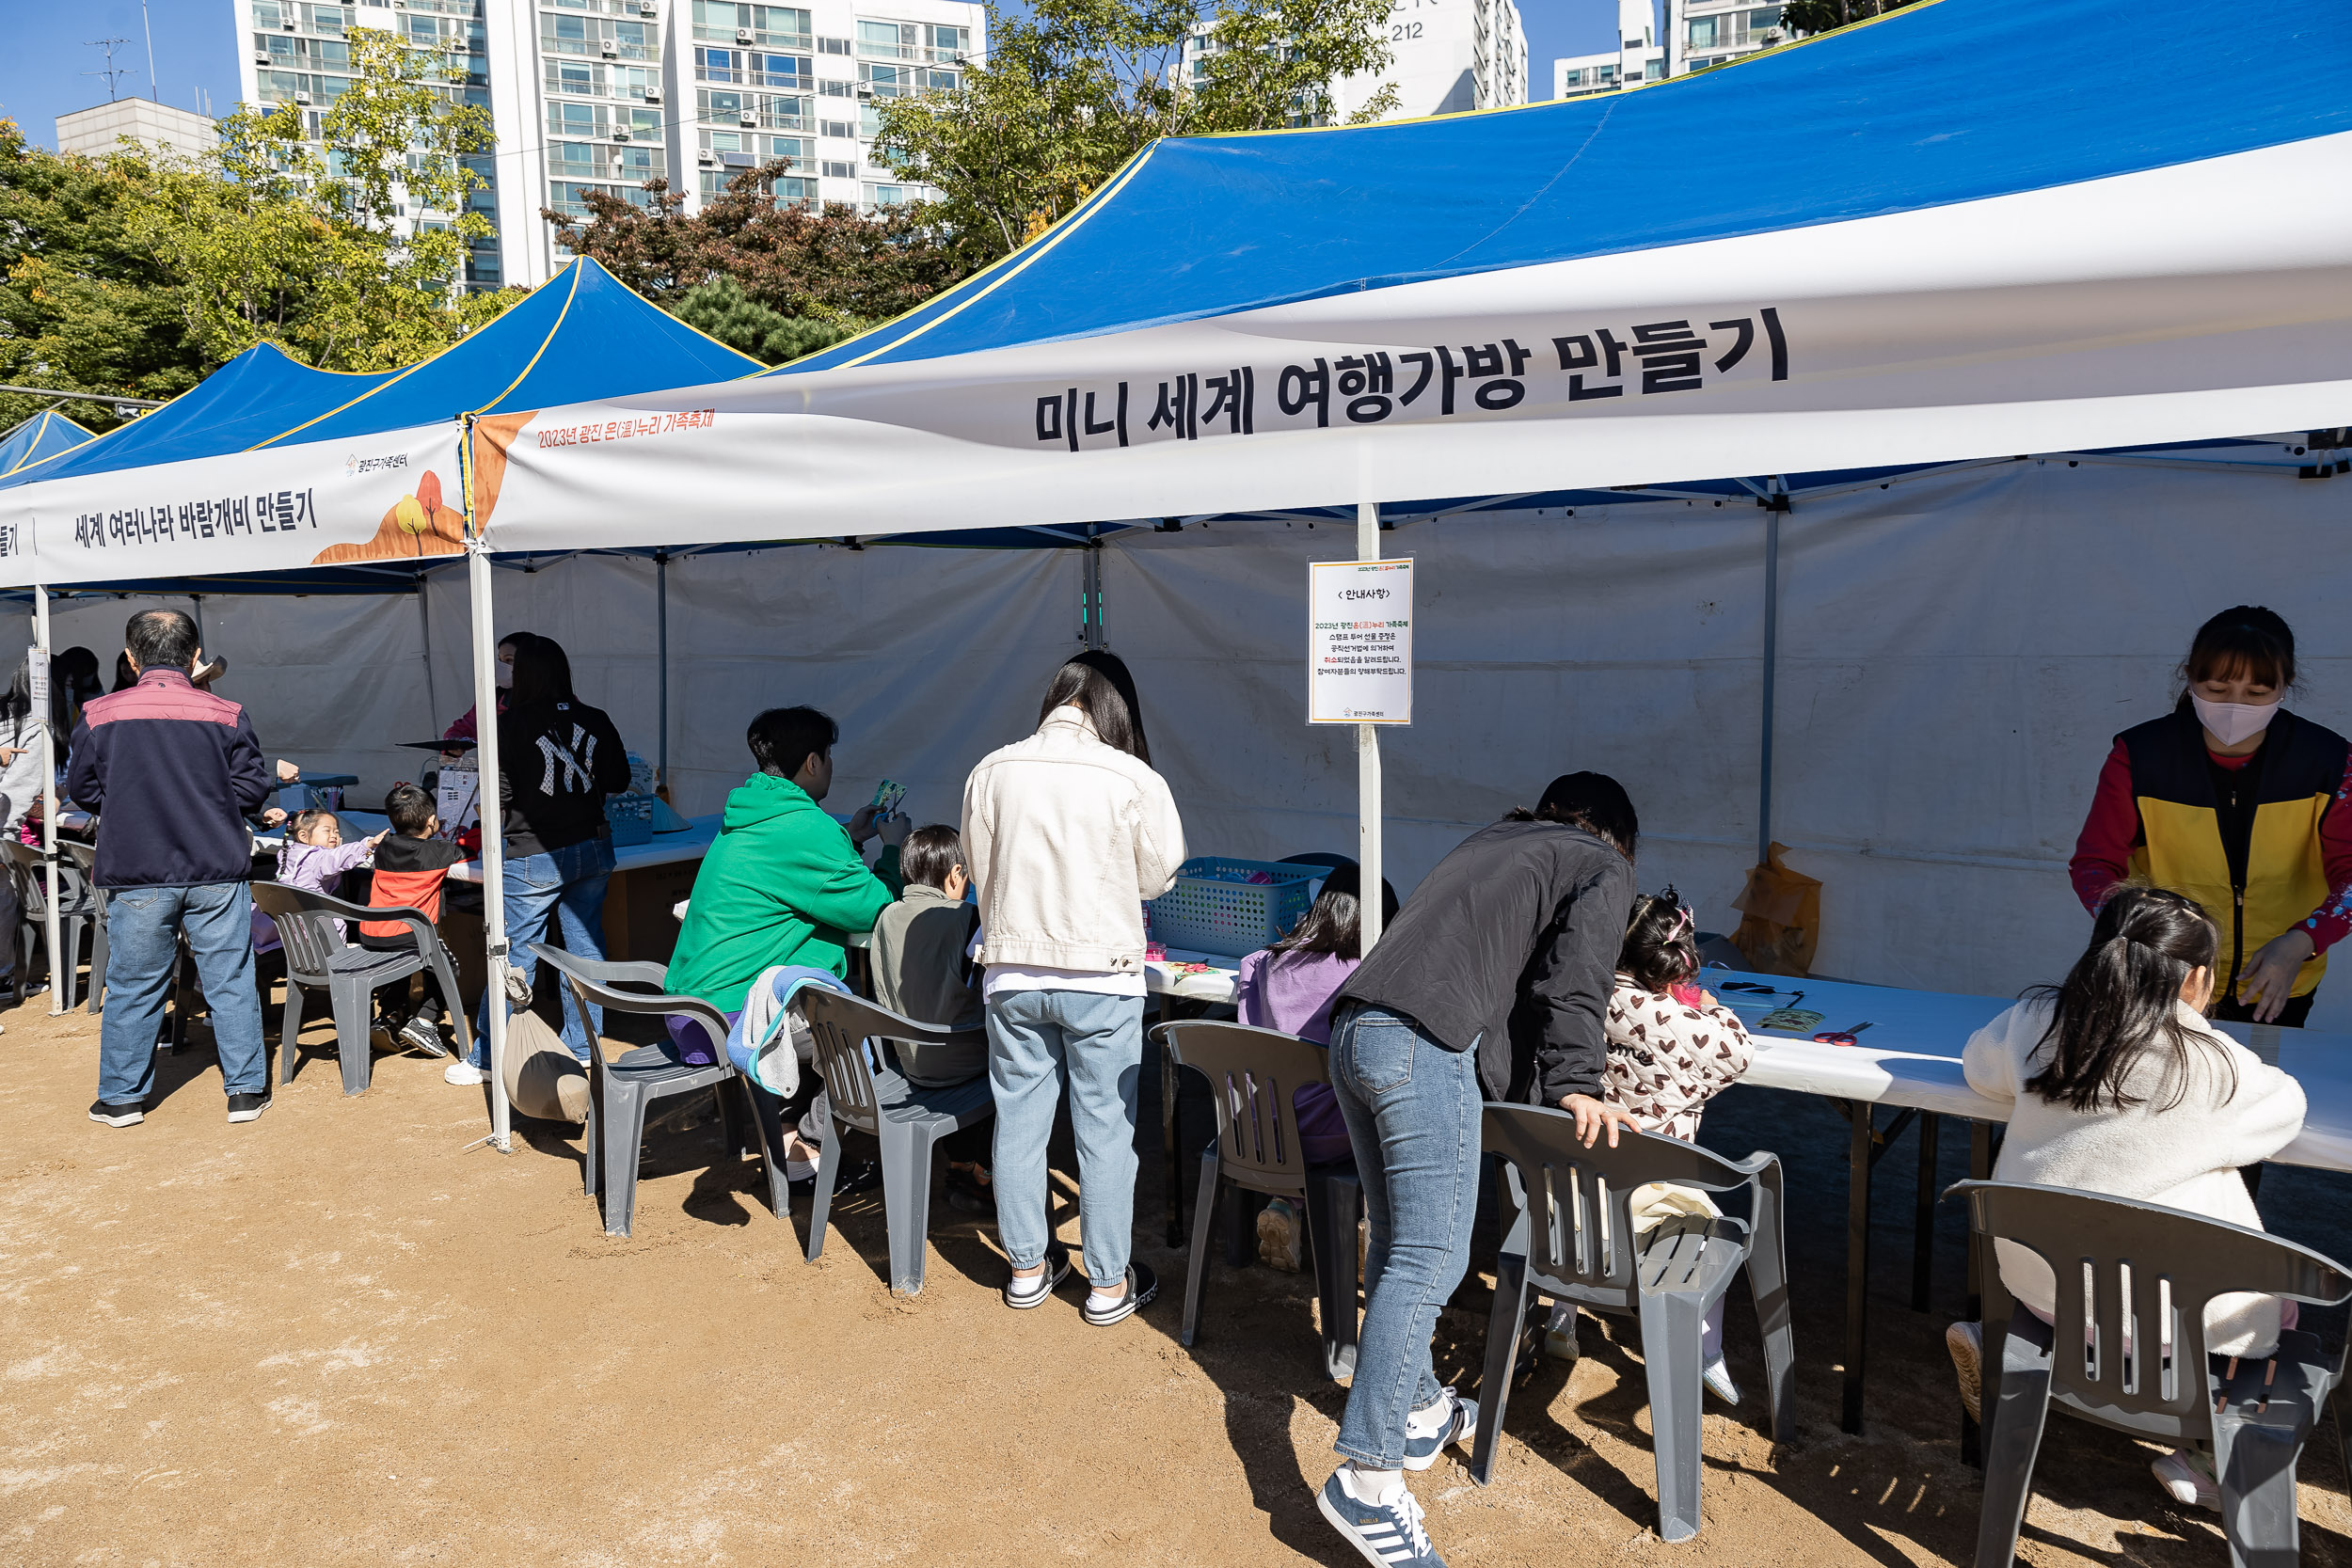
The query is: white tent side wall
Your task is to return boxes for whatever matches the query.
[1104,458,2352,1028]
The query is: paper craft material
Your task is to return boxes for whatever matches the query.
[1756,1006,1826,1034]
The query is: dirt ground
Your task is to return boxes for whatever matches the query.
[4,994,2349,1568]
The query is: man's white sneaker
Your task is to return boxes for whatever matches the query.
[1703,1356,1742,1405]
[443,1061,486,1086]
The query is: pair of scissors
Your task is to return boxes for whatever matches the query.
[1814,1022,1876,1046]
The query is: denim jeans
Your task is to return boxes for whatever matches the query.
[98,880,267,1104]
[1328,1002,1484,1469]
[986,989,1143,1289]
[471,837,614,1065]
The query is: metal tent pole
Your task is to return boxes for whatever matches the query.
[1757,481,1785,863]
[1356,499,1384,953]
[417,573,437,724]
[655,552,669,790]
[468,545,512,1150]
[34,587,60,1016]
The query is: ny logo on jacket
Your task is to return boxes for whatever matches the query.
[535,722,599,797]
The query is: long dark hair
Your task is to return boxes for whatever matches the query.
[1619,885,1698,992]
[1508,771,1638,861]
[52,646,100,730]
[508,633,576,708]
[1267,863,1399,962]
[2182,605,2296,695]
[0,656,34,728]
[2024,884,2231,1114]
[1038,649,1151,765]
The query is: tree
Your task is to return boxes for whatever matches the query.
[124,26,516,373]
[1777,0,1920,37]
[0,119,204,434]
[875,0,1399,261]
[546,162,974,330]
[668,276,866,365]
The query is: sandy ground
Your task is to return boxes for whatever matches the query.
[3,992,2349,1568]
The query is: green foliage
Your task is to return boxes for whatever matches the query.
[548,161,976,330]
[875,0,1399,260]
[0,119,202,434]
[668,276,867,365]
[1777,0,1921,38]
[125,28,516,372]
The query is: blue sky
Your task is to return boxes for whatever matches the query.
[3,0,1625,150]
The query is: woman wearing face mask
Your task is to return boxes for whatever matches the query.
[2070,606,2352,1026]
[440,631,533,751]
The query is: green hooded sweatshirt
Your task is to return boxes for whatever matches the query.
[665,772,898,1013]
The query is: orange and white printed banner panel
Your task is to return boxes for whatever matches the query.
[0,424,461,589]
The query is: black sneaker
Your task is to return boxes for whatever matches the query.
[88,1100,144,1127]
[1003,1242,1072,1309]
[1082,1260,1158,1326]
[946,1167,995,1213]
[1317,1468,1446,1567]
[397,1015,451,1058]
[226,1091,272,1124]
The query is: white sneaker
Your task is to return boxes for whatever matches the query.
[1703,1356,1742,1405]
[443,1061,486,1086]
[1543,1301,1579,1362]
[2152,1447,2220,1511]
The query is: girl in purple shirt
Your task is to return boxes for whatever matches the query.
[1235,863,1399,1164]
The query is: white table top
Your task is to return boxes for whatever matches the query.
[1709,969,2352,1174]
[428,815,721,883]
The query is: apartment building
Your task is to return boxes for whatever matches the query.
[1553,0,1789,99]
[233,0,983,291]
[1184,0,1529,126]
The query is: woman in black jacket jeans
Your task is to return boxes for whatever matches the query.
[451,634,630,1084]
[1314,773,1640,1568]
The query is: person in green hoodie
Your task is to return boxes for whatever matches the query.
[665,705,907,1043]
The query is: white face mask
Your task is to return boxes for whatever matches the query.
[2191,692,2279,747]
[494,661,515,689]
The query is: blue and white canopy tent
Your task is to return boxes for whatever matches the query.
[0,412,94,479]
[3,0,2347,1145]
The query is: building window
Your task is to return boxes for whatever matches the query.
[753,53,811,89]
[819,78,853,96]
[697,45,742,82]
[819,118,854,139]
[820,159,852,178]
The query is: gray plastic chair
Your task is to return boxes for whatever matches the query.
[1471,1103,1795,1543]
[1153,1019,1362,1381]
[60,841,108,1015]
[4,839,99,1008]
[1950,1180,2352,1568]
[532,944,782,1238]
[252,882,471,1096]
[798,988,995,1296]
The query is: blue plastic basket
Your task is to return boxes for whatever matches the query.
[1147,857,1321,958]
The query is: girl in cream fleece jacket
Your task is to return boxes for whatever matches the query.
[1952,884,2306,1512]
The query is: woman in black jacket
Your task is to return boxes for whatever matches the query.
[451,634,630,1085]
[1314,774,1640,1567]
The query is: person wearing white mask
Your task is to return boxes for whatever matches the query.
[439,630,532,753]
[2070,606,2352,1026]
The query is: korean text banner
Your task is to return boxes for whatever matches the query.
[473,129,2352,553]
[0,424,461,588]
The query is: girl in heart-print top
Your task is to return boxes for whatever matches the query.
[1600,887,1756,1141]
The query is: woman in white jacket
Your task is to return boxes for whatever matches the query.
[1949,883,2306,1511]
[962,651,1185,1324]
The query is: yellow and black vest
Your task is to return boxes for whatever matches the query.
[2122,704,2348,998]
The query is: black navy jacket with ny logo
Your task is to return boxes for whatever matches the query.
[494,697,630,858]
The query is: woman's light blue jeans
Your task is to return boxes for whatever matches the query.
[471,837,615,1065]
[986,989,1144,1290]
[1328,1002,1484,1469]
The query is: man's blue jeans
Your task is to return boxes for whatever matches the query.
[98,880,267,1104]
[1328,1002,1484,1469]
[986,989,1143,1289]
[471,839,614,1065]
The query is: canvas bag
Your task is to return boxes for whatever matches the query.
[501,1006,589,1122]
[1729,842,1821,977]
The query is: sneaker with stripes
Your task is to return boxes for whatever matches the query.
[1401,1386,1476,1471]
[1317,1468,1446,1567]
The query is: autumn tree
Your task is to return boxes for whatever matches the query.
[546,162,975,351]
[874,0,1400,260]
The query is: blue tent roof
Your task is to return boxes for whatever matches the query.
[0,411,97,476]
[785,0,2352,372]
[0,260,762,489]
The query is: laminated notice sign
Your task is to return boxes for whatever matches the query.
[1308,558,1413,724]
